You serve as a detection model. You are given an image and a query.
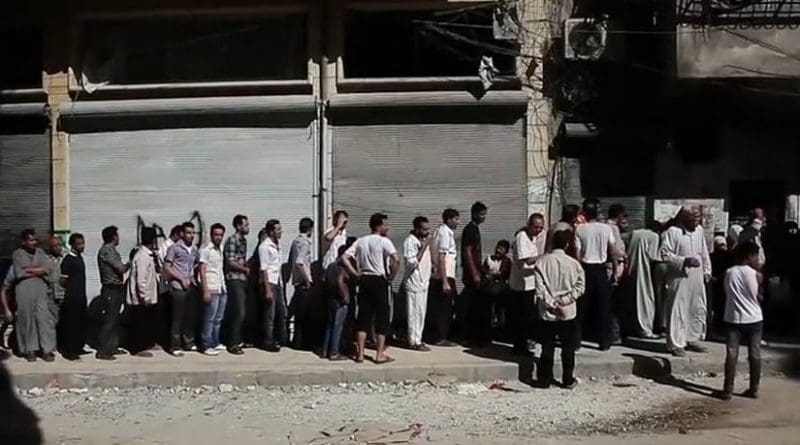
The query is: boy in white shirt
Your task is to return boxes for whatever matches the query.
[720,241,763,400]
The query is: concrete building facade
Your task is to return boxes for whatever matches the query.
[0,0,569,295]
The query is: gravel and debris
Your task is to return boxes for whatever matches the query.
[23,374,729,444]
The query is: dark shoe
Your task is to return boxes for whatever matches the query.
[718,391,733,401]
[328,353,348,361]
[227,346,244,355]
[96,353,116,361]
[534,378,553,389]
[562,378,580,390]
[686,343,708,353]
[434,340,458,347]
[134,351,154,358]
[263,343,281,353]
[24,353,37,362]
[742,388,759,399]
[182,345,198,353]
[167,349,184,357]
[411,344,431,352]
[42,352,56,362]
[62,353,81,361]
[670,348,686,357]
[512,347,532,356]
[113,348,128,355]
[598,344,611,352]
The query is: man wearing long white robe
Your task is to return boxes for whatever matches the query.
[660,210,712,354]
[627,227,661,338]
[403,220,432,349]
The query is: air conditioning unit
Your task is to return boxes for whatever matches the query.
[564,16,608,61]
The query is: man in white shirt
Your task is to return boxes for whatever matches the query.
[660,206,712,357]
[258,219,285,352]
[721,241,763,400]
[509,213,545,355]
[198,223,228,356]
[426,208,460,347]
[125,227,159,358]
[322,210,348,270]
[534,230,585,389]
[343,213,400,363]
[403,216,432,351]
[575,201,617,351]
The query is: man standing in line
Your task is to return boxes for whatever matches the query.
[627,221,662,339]
[288,218,315,350]
[509,213,545,355]
[606,204,628,342]
[343,213,400,363]
[575,201,618,351]
[125,227,159,357]
[59,233,88,360]
[13,230,56,362]
[46,237,65,307]
[164,221,199,356]
[403,216,432,351]
[546,204,580,255]
[199,223,228,355]
[259,220,286,352]
[322,211,348,270]
[96,226,130,360]
[223,214,250,355]
[461,202,489,346]
[426,209,460,347]
[158,225,183,264]
[660,206,712,356]
[535,230,585,389]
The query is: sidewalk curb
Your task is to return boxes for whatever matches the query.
[7,352,791,390]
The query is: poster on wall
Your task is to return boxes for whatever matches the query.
[653,199,728,234]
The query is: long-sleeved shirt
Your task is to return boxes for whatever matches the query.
[402,233,431,291]
[660,225,712,276]
[127,246,158,306]
[534,249,585,321]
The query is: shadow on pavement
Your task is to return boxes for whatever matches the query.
[0,358,43,444]
[463,343,536,383]
[623,353,719,399]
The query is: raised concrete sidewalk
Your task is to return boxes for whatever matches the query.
[3,339,797,390]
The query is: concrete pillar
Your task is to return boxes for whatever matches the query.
[520,0,572,223]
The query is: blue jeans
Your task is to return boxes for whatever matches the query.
[201,292,227,349]
[322,301,348,357]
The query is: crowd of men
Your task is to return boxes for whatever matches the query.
[0,200,778,394]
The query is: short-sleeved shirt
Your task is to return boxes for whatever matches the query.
[223,233,248,282]
[3,267,15,287]
[461,222,482,284]
[164,242,198,290]
[60,252,87,302]
[576,221,616,264]
[322,228,347,270]
[258,238,282,285]
[345,234,397,278]
[433,224,457,279]
[288,234,313,285]
[724,265,762,324]
[510,230,540,292]
[199,243,226,293]
[98,244,125,286]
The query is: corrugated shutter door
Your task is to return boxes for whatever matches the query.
[598,196,648,230]
[0,132,51,257]
[332,120,527,286]
[70,127,314,298]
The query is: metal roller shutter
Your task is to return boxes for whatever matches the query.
[70,127,315,298]
[0,131,51,258]
[332,119,527,287]
[597,196,648,230]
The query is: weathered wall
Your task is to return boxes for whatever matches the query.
[677,26,800,78]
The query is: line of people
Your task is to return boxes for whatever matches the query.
[0,200,768,397]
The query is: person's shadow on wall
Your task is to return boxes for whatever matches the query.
[0,359,43,444]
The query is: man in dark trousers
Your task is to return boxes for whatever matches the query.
[288,218,315,350]
[223,214,250,355]
[96,226,130,360]
[461,201,490,346]
[163,222,199,356]
[59,233,88,360]
[575,201,618,351]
